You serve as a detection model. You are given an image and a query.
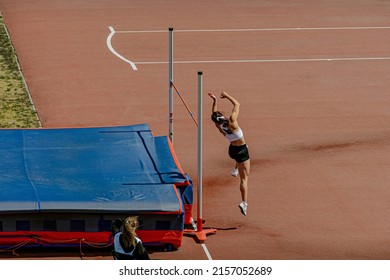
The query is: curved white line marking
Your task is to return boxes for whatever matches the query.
[107,26,138,70]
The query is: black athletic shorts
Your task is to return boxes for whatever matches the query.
[228,144,250,163]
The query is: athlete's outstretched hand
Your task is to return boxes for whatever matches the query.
[220,91,230,99]
[208,92,217,99]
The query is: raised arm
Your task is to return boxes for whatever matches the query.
[208,92,218,113]
[220,91,240,122]
[208,92,226,136]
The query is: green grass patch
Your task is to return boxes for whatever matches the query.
[0,15,40,128]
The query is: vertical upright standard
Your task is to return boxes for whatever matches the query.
[197,71,203,232]
[168,27,174,143]
[168,28,216,242]
[184,71,216,242]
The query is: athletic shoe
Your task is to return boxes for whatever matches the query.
[238,202,247,216]
[231,168,238,177]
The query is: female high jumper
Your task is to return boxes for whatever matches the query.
[208,91,250,216]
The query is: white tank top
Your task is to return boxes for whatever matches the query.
[223,127,244,142]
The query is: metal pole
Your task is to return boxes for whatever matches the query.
[197,71,203,232]
[184,71,216,242]
[168,27,174,143]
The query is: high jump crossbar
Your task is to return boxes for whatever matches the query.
[170,81,198,126]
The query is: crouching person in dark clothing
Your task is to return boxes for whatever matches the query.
[112,216,150,260]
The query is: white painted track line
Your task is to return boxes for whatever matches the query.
[107,25,390,70]
[115,25,390,33]
[191,220,214,260]
[135,56,390,66]
[107,26,138,70]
